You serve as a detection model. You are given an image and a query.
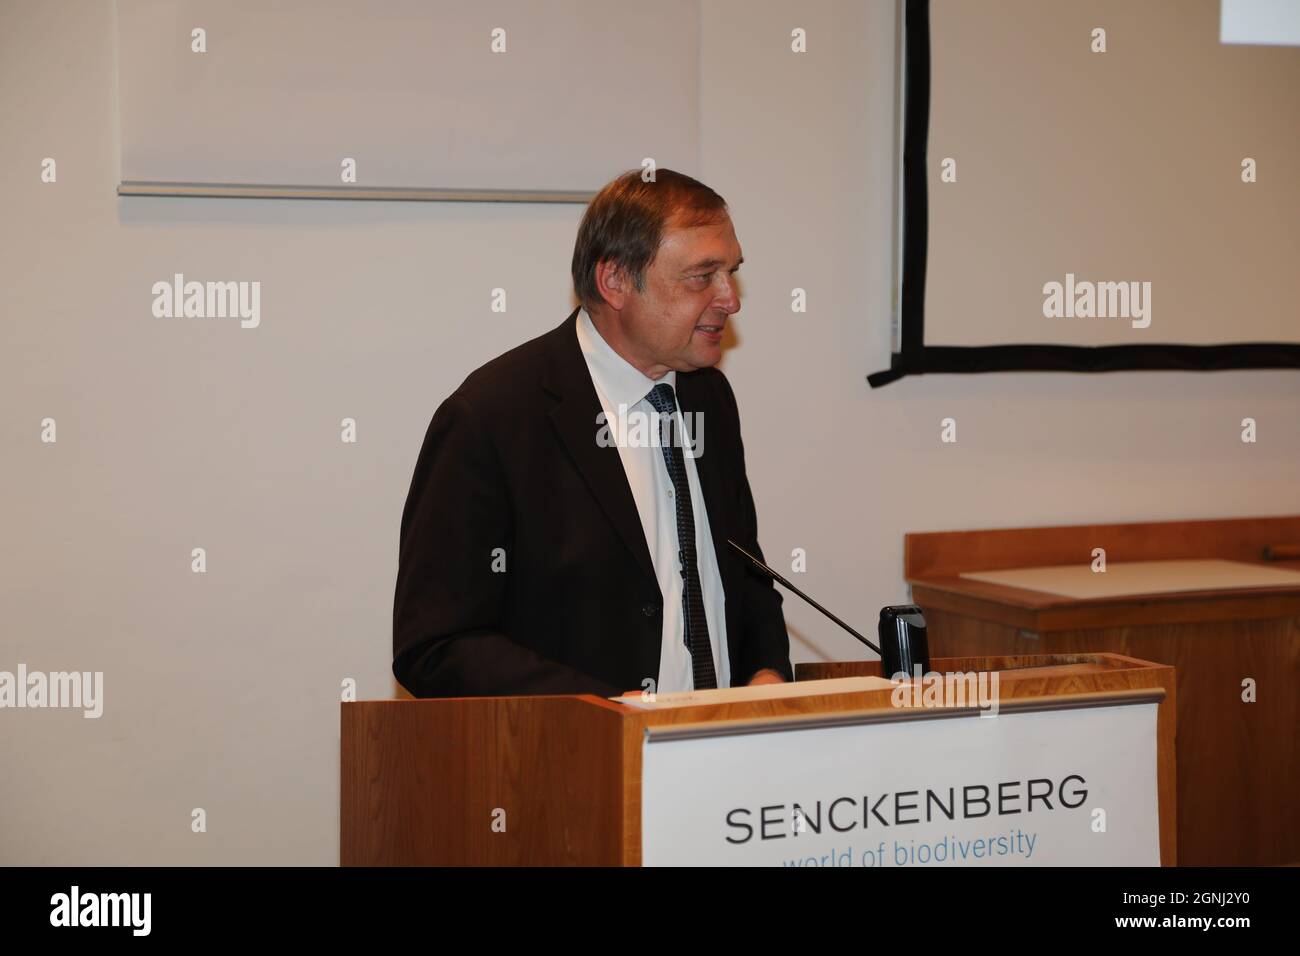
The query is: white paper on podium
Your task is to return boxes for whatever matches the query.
[961,558,1300,600]
[612,676,897,709]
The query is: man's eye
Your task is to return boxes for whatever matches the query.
[692,273,713,282]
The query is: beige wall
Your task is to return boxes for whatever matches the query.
[2,0,1297,865]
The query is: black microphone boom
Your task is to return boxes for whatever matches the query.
[727,539,882,656]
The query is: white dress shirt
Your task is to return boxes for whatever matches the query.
[575,307,730,692]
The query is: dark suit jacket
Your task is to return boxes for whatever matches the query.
[392,307,793,698]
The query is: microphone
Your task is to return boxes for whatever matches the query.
[726,539,931,677]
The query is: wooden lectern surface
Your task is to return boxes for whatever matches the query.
[342,653,1175,867]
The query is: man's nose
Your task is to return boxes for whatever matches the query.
[715,274,741,314]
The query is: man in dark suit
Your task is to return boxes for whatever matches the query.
[393,169,792,698]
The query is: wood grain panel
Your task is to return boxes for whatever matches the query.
[341,695,625,865]
[921,609,1298,866]
[911,579,1300,629]
[905,513,1300,579]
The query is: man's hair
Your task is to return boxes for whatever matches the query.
[571,169,728,310]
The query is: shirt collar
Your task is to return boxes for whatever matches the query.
[575,306,676,410]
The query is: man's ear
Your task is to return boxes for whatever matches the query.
[594,259,629,311]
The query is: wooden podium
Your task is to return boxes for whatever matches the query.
[904,514,1300,866]
[342,653,1175,866]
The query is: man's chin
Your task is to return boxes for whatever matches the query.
[686,342,724,370]
[683,355,722,373]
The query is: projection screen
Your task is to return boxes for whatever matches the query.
[870,0,1300,386]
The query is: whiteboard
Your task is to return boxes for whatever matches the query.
[115,0,701,200]
[1222,0,1300,45]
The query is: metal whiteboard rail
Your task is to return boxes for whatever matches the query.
[118,181,594,203]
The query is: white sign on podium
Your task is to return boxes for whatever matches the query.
[641,699,1160,867]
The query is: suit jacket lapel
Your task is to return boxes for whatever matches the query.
[543,309,658,588]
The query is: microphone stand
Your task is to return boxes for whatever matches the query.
[727,539,882,656]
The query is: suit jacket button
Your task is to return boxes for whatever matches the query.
[642,603,659,618]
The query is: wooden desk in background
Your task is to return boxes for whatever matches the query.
[904,514,1300,867]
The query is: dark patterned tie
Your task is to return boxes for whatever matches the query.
[644,383,718,690]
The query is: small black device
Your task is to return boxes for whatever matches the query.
[878,605,930,679]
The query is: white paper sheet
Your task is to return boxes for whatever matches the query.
[613,676,897,710]
[961,558,1300,600]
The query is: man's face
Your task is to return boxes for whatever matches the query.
[608,212,743,378]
